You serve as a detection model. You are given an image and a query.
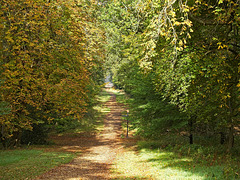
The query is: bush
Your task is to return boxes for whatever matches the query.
[21,123,50,145]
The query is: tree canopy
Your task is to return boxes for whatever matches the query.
[0,0,239,151]
[0,0,105,147]
[99,0,239,151]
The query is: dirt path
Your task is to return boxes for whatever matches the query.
[37,91,126,180]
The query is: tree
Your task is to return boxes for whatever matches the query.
[0,0,105,147]
[100,0,239,151]
[186,0,240,150]
[136,0,240,150]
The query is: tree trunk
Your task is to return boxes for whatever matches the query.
[189,134,193,144]
[220,131,225,145]
[0,125,6,149]
[227,91,235,152]
[227,125,234,152]
[189,118,194,144]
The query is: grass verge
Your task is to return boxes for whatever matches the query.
[111,134,240,180]
[108,88,240,179]
[0,89,112,179]
[96,89,112,103]
[0,149,76,180]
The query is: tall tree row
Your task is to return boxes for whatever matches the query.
[1,0,239,150]
[0,0,105,147]
[100,0,239,151]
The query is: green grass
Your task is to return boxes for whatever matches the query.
[112,148,238,180]
[111,135,240,180]
[0,149,76,180]
[112,150,206,179]
[108,89,240,179]
[106,88,129,104]
[96,89,112,103]
[0,89,113,180]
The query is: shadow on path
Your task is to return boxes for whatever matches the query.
[36,91,126,180]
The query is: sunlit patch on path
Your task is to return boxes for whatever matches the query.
[36,90,125,180]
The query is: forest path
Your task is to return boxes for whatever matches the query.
[36,90,127,180]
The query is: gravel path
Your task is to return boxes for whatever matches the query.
[36,91,125,180]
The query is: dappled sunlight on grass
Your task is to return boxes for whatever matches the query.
[111,151,153,179]
[139,149,204,179]
[96,89,112,103]
[111,147,231,179]
[106,88,124,94]
[93,105,111,113]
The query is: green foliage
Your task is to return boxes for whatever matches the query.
[0,101,11,116]
[100,0,239,151]
[0,0,239,152]
[111,60,188,138]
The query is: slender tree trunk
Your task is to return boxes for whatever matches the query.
[189,118,194,144]
[227,125,234,151]
[0,125,6,149]
[0,137,7,149]
[227,93,235,152]
[220,131,225,145]
[189,133,193,144]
